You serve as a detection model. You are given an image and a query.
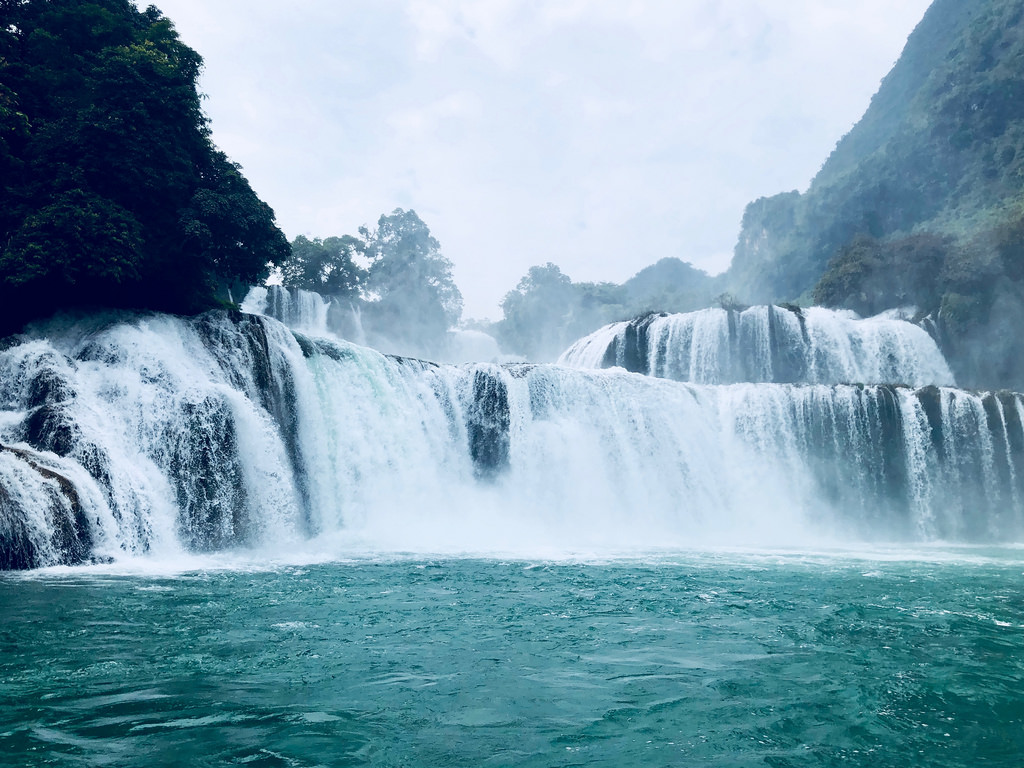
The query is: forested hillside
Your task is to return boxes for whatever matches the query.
[0,0,288,335]
[722,0,1024,387]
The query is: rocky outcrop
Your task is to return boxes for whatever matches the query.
[466,369,511,479]
[0,444,91,569]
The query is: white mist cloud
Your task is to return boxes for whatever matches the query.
[152,0,932,318]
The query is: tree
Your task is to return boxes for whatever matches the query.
[0,0,288,333]
[280,234,365,298]
[813,233,951,317]
[812,236,885,315]
[0,188,144,290]
[361,209,462,352]
[993,205,1024,281]
[498,263,578,360]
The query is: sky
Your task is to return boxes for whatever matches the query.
[152,0,933,320]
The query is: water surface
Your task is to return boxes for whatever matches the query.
[2,550,1023,766]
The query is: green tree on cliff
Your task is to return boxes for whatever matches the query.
[0,0,289,333]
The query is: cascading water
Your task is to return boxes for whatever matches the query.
[0,301,1020,569]
[242,285,333,336]
[246,285,500,363]
[558,305,955,387]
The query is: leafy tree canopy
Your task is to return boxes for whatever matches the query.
[280,234,365,298]
[813,233,951,317]
[0,0,289,334]
[812,218,1024,342]
[359,208,463,352]
[270,209,463,357]
[363,209,463,323]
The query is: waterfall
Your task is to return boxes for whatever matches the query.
[558,306,955,387]
[242,285,330,335]
[247,285,502,363]
[1,306,1022,568]
[443,329,504,364]
[0,312,311,567]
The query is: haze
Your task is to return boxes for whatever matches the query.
[152,0,931,319]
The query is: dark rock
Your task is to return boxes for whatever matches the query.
[292,332,316,358]
[612,314,661,374]
[23,403,82,457]
[196,312,316,533]
[165,395,249,551]
[0,481,39,570]
[24,351,77,410]
[915,384,945,458]
[768,305,809,383]
[0,444,92,569]
[874,385,909,511]
[466,369,511,479]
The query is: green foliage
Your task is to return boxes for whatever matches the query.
[0,189,143,289]
[939,291,986,335]
[271,209,465,355]
[993,204,1024,280]
[280,235,365,298]
[727,0,1024,306]
[363,210,461,322]
[360,209,462,353]
[662,0,1024,389]
[621,257,719,315]
[497,263,581,360]
[718,0,1024,388]
[0,0,288,332]
[814,233,950,316]
[813,214,1024,350]
[170,151,289,310]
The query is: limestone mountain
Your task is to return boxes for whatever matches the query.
[723,0,1024,387]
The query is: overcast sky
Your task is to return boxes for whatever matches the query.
[152,0,932,319]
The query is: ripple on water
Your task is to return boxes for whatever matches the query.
[2,554,1024,767]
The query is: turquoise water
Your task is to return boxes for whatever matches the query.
[3,551,1024,767]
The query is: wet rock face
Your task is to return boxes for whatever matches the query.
[17,348,82,457]
[466,369,511,479]
[0,310,304,569]
[196,313,308,523]
[32,458,92,566]
[0,445,91,569]
[19,365,122,528]
[915,385,945,456]
[766,305,808,384]
[26,358,77,410]
[0,479,39,571]
[598,313,664,375]
[170,395,248,551]
[23,403,81,458]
